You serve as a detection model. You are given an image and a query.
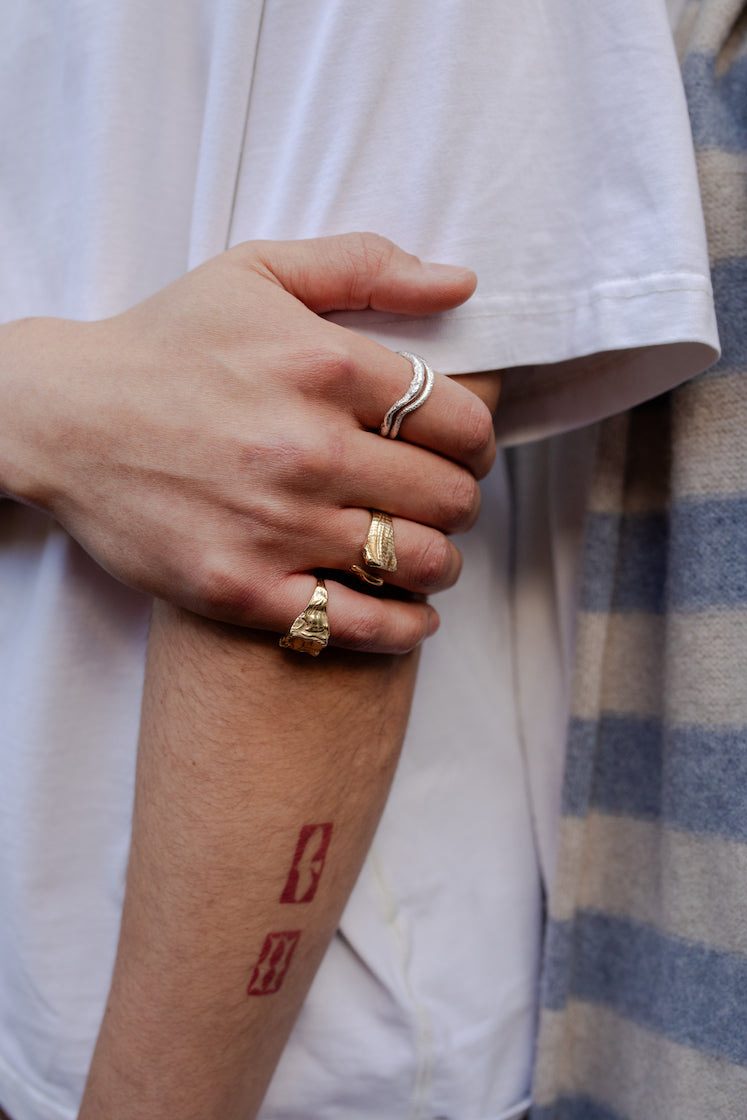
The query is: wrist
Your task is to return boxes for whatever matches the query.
[0,316,85,511]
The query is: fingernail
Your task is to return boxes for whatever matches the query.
[423,261,475,279]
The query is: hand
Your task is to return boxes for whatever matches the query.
[0,233,494,652]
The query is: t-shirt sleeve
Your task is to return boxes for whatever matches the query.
[259,0,718,444]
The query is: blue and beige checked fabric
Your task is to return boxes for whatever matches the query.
[532,2,747,1117]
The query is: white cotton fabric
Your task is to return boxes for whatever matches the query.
[0,2,717,1119]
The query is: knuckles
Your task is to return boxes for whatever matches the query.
[295,343,357,397]
[341,605,382,653]
[338,601,427,655]
[337,231,398,289]
[434,469,481,534]
[239,421,349,494]
[457,396,496,477]
[411,534,459,593]
[190,552,264,624]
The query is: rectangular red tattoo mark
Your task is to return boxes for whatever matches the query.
[279,823,333,904]
[247,930,301,996]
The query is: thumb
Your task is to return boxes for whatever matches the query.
[248,232,477,316]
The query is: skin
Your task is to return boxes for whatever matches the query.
[0,230,500,1117]
[80,615,423,1120]
[0,233,496,653]
[79,373,501,1120]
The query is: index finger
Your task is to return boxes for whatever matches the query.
[340,333,497,479]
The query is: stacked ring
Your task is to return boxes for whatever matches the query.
[379,351,435,439]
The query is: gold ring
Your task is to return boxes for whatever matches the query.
[279,578,330,656]
[363,510,397,572]
[349,563,384,587]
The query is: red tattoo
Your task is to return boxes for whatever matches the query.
[247,930,301,995]
[279,823,334,904]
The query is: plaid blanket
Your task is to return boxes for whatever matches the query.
[532,2,747,1117]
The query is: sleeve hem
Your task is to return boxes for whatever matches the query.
[328,275,719,443]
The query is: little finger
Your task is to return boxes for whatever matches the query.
[277,574,440,656]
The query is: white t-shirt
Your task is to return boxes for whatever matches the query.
[0,3,717,1119]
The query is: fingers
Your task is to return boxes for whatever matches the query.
[279,574,440,655]
[323,579,439,653]
[249,232,477,316]
[239,234,495,478]
[218,571,438,655]
[381,363,497,480]
[321,335,496,480]
[334,433,483,536]
[273,511,462,655]
[319,511,463,595]
[205,509,459,653]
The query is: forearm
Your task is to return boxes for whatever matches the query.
[80,602,419,1120]
[79,364,501,1118]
